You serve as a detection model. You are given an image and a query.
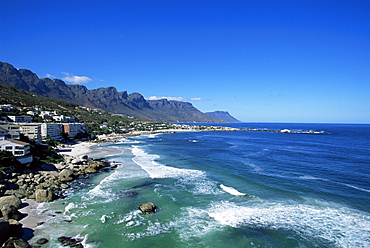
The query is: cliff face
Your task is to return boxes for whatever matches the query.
[0,62,225,123]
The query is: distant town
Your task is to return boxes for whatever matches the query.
[0,103,242,166]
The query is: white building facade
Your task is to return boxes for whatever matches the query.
[41,123,63,140]
[19,123,42,143]
[0,139,33,164]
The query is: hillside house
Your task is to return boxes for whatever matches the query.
[8,115,32,123]
[0,139,33,164]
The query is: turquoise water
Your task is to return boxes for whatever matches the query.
[31,123,370,247]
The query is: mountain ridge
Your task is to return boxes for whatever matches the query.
[0,62,234,123]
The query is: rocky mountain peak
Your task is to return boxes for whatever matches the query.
[0,61,236,123]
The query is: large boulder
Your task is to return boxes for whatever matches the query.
[83,158,109,174]
[8,219,23,237]
[35,189,54,203]
[138,202,157,215]
[0,219,10,245]
[58,236,83,247]
[1,237,29,248]
[58,169,74,182]
[1,205,23,220]
[0,196,21,209]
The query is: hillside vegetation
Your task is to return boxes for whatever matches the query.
[0,84,137,125]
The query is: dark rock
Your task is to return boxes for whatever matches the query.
[57,236,83,247]
[8,219,23,237]
[0,218,10,244]
[1,205,23,220]
[1,237,29,248]
[36,238,48,245]
[138,202,157,215]
[40,163,57,171]
[80,155,88,160]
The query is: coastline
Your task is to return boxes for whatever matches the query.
[14,139,119,246]
[10,124,369,247]
[15,131,170,245]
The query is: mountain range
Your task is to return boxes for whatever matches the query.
[0,62,240,123]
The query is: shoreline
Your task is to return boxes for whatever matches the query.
[8,126,324,246]
[15,131,165,245]
[11,139,122,246]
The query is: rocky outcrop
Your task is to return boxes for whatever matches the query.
[138,202,157,215]
[1,237,29,248]
[0,196,21,210]
[0,195,30,247]
[58,236,83,248]
[0,155,113,202]
[0,153,115,247]
[58,169,75,182]
[35,189,54,203]
[1,205,23,220]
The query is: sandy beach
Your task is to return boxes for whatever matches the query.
[57,141,98,157]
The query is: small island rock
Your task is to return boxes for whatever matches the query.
[138,202,157,215]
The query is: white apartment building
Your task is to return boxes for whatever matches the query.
[19,123,42,143]
[62,123,86,138]
[41,123,62,140]
[0,139,33,164]
[53,115,76,122]
[0,124,21,140]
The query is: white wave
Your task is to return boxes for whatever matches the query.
[343,183,370,193]
[100,213,114,223]
[148,134,159,138]
[207,201,370,247]
[220,184,246,196]
[131,146,204,179]
[299,175,329,181]
[64,202,77,214]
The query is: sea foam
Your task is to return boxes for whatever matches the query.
[131,146,204,179]
[220,184,246,196]
[207,201,370,247]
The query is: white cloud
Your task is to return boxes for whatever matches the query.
[146,96,206,101]
[62,72,92,84]
[45,73,55,78]
[146,96,185,101]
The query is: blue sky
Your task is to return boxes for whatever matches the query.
[1,0,369,123]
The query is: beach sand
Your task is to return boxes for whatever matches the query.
[19,199,42,229]
[57,141,97,157]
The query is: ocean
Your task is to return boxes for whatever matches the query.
[31,123,370,248]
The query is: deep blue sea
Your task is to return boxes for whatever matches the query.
[31,123,370,247]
